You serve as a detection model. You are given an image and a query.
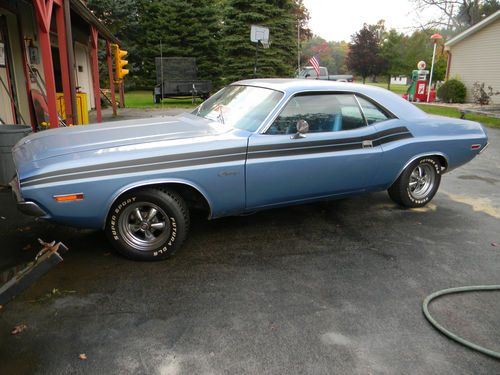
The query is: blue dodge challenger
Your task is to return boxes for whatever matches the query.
[11,79,488,260]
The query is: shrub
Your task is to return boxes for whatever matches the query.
[472,82,500,105]
[437,79,466,103]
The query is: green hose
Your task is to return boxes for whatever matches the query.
[422,285,500,359]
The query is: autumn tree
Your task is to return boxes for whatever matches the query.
[346,25,386,83]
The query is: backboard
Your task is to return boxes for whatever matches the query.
[250,25,269,43]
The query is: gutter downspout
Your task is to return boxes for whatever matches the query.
[446,50,451,80]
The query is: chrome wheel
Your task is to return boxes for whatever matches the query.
[118,202,171,251]
[408,163,436,200]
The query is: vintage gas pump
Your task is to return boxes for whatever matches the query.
[408,61,429,102]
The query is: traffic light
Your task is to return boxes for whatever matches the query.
[114,45,129,81]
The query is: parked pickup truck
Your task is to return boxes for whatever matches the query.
[297,66,353,82]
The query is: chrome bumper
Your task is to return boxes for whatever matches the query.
[9,176,47,217]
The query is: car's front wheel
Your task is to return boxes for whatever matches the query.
[388,157,442,208]
[105,188,189,260]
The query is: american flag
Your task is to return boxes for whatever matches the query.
[308,55,320,77]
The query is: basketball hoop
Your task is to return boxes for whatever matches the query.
[260,40,270,49]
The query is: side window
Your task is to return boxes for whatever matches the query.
[356,96,390,124]
[267,94,366,135]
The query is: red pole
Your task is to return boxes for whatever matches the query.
[89,26,102,123]
[106,41,117,116]
[55,3,73,125]
[33,0,59,128]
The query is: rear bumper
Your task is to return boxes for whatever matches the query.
[9,176,47,217]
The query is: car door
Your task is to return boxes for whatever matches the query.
[245,92,385,209]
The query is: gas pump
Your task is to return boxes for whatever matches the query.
[408,61,429,102]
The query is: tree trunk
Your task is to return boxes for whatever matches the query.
[362,76,366,84]
[387,75,391,90]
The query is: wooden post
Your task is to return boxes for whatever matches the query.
[89,26,102,122]
[118,81,125,108]
[33,0,59,128]
[106,41,117,116]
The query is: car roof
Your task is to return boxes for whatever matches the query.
[232,78,427,120]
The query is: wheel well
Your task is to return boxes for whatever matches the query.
[434,155,448,171]
[124,183,211,216]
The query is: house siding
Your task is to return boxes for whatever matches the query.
[448,19,500,104]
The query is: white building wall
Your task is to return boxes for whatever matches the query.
[448,19,500,104]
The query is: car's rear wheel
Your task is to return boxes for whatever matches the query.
[105,188,189,260]
[388,157,442,208]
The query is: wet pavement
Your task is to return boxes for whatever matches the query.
[0,126,499,374]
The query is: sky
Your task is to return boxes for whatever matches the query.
[302,0,443,41]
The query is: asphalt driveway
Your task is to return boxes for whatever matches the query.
[0,126,499,374]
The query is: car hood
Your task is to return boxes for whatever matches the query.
[13,114,227,163]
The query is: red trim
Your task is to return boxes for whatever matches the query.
[33,0,59,128]
[106,41,117,116]
[33,0,54,34]
[55,4,73,125]
[90,26,101,122]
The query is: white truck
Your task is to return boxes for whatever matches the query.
[297,66,353,82]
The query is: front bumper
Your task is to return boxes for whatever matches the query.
[9,176,47,217]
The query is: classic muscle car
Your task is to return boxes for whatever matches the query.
[11,79,488,260]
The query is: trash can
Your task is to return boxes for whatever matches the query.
[0,125,32,185]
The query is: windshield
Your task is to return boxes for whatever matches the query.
[193,85,283,132]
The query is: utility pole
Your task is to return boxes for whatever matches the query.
[297,18,300,72]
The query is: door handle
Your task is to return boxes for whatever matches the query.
[362,140,373,148]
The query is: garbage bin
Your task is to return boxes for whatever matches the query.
[0,125,32,185]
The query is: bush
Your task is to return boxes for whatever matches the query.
[472,82,500,105]
[437,79,466,103]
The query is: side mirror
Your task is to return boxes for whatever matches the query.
[292,119,309,139]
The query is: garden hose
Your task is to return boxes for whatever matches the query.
[422,285,500,359]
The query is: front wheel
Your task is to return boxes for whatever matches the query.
[105,188,189,260]
[388,157,442,208]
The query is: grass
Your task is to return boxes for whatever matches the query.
[363,82,408,95]
[124,90,199,109]
[124,89,500,128]
[416,104,500,128]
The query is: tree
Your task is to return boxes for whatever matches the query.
[221,0,297,83]
[380,30,408,89]
[412,0,500,31]
[87,0,224,88]
[346,25,384,83]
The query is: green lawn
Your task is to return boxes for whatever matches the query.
[124,90,500,129]
[125,90,200,109]
[363,82,408,95]
[416,104,500,128]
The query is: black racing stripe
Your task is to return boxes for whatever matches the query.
[21,153,244,187]
[21,128,413,187]
[372,132,413,146]
[248,130,412,159]
[20,146,247,184]
[248,142,364,159]
[248,126,410,152]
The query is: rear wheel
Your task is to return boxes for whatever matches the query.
[105,188,189,260]
[388,157,442,208]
